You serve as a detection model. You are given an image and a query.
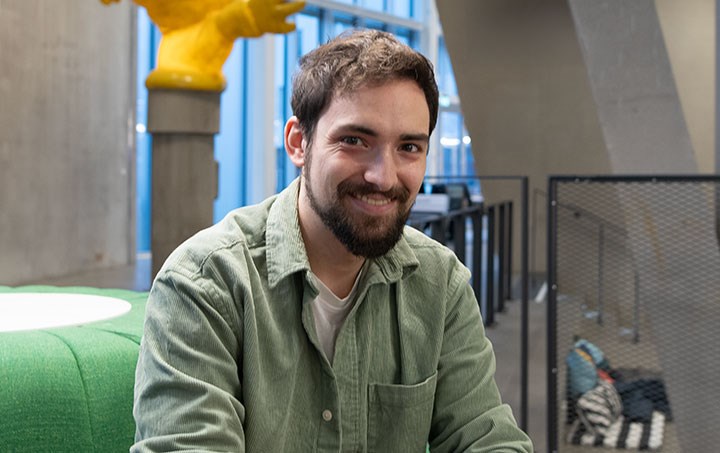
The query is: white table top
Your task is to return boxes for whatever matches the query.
[0,293,131,333]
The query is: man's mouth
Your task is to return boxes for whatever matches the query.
[357,194,392,206]
[336,180,410,208]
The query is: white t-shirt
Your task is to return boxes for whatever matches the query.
[310,267,364,365]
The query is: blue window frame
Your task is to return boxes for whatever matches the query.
[361,0,386,13]
[214,43,246,222]
[135,9,158,253]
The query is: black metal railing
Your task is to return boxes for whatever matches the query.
[409,175,530,432]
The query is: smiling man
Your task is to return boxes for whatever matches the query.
[132,30,533,452]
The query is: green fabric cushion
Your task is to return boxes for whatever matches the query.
[0,285,148,453]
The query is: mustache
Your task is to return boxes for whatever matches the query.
[336,180,411,203]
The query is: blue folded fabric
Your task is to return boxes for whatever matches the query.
[615,379,672,423]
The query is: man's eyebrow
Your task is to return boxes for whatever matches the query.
[336,124,429,143]
[336,124,378,137]
[400,133,430,143]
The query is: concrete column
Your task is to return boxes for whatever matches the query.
[0,1,135,284]
[569,0,697,173]
[147,90,219,276]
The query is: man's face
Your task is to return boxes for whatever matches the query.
[299,79,430,258]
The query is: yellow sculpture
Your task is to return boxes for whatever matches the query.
[102,0,305,91]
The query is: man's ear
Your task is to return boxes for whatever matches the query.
[284,116,306,168]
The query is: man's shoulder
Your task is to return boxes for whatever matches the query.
[401,226,470,282]
[402,225,455,259]
[158,197,276,278]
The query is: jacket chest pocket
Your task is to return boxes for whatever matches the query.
[367,371,437,453]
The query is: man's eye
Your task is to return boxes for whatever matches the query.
[341,137,362,146]
[400,143,421,153]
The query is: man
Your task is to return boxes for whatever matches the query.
[133,30,533,452]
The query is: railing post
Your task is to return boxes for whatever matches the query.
[547,178,558,453]
[497,203,506,312]
[507,201,514,301]
[597,223,605,325]
[472,207,484,315]
[452,212,467,264]
[520,179,529,433]
[430,218,446,245]
[633,271,640,343]
[485,205,496,326]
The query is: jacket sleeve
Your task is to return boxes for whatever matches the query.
[132,268,245,452]
[428,267,534,452]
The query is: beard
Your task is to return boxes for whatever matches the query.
[303,158,412,259]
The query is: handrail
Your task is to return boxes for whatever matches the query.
[541,185,641,335]
[533,188,628,240]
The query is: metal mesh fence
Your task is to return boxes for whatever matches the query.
[548,176,720,452]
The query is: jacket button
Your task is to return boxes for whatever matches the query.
[322,409,333,422]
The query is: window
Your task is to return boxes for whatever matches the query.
[430,36,479,197]
[134,0,474,253]
[135,8,158,254]
[271,3,422,192]
[361,0,385,13]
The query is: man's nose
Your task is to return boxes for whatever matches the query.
[363,147,398,192]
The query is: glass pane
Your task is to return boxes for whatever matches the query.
[215,43,245,219]
[363,19,386,31]
[440,111,463,176]
[393,27,413,47]
[296,14,320,58]
[274,36,287,151]
[391,0,411,18]
[410,0,423,21]
[276,13,320,191]
[460,124,479,195]
[361,0,385,13]
[333,19,355,37]
[438,38,458,96]
[135,9,155,253]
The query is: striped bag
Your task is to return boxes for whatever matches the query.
[576,380,623,436]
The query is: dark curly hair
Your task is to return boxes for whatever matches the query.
[290,29,439,146]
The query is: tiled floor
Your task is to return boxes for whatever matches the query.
[29,259,551,452]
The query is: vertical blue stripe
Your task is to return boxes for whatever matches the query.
[214,43,245,222]
[135,9,155,253]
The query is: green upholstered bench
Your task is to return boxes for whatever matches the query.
[0,285,148,452]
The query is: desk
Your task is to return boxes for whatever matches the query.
[0,285,148,452]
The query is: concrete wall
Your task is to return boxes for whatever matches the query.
[435,0,612,274]
[437,0,715,273]
[656,0,715,173]
[0,1,136,284]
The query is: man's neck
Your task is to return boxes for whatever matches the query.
[306,238,365,299]
[297,192,366,299]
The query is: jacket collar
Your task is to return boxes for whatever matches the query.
[265,178,420,290]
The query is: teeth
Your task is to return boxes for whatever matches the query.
[359,195,391,206]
